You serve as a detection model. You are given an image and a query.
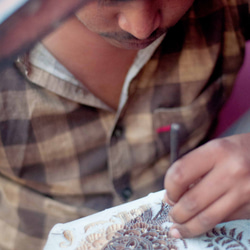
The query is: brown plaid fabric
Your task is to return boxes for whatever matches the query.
[0,0,250,249]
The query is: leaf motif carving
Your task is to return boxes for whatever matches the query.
[206,242,214,248]
[215,237,224,244]
[204,239,212,242]
[203,226,249,250]
[236,232,243,241]
[226,243,240,249]
[220,226,227,236]
[206,232,215,238]
[212,228,220,236]
[229,228,236,238]
[221,239,233,246]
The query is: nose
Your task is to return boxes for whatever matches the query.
[117,2,161,40]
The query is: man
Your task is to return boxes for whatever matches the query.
[0,0,250,249]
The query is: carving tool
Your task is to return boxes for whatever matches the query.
[170,123,180,164]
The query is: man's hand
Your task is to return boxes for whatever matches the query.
[164,133,250,239]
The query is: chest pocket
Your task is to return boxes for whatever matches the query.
[153,80,224,159]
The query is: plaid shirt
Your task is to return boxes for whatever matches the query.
[0,0,250,249]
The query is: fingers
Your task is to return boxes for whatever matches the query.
[224,203,250,221]
[164,140,217,203]
[169,190,245,238]
[168,162,229,224]
[164,135,250,238]
[164,191,176,206]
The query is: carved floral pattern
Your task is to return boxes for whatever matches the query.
[203,226,250,250]
[77,202,187,250]
[58,201,250,250]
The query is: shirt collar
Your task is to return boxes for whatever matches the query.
[16,34,165,111]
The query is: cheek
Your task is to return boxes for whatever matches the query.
[76,5,117,32]
[161,0,195,27]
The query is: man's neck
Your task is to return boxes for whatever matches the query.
[42,17,137,110]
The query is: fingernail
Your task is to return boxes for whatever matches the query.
[169,228,182,239]
[168,199,176,206]
[164,191,176,206]
[163,191,168,202]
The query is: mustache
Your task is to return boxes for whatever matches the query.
[99,27,168,42]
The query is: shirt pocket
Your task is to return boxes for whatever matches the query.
[153,83,223,159]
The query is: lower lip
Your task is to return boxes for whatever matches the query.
[119,40,156,50]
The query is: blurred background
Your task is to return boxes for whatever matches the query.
[214,41,250,137]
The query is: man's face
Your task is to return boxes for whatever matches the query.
[76,0,195,50]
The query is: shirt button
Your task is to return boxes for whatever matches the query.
[113,126,123,138]
[121,187,133,200]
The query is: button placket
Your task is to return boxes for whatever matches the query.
[108,122,134,201]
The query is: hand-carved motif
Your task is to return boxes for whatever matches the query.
[77,202,187,250]
[61,199,250,250]
[102,202,182,250]
[203,226,250,250]
[59,230,73,248]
